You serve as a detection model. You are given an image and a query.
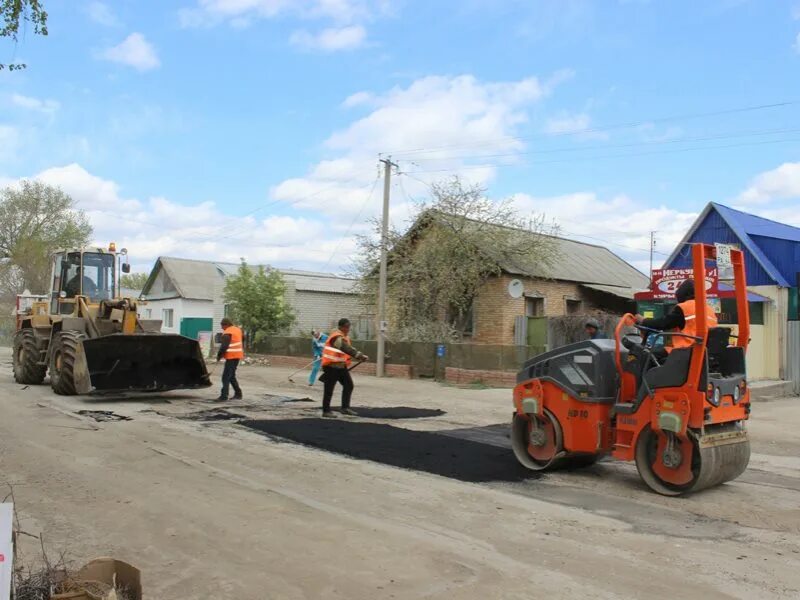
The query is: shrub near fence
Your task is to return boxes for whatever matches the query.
[252,336,547,387]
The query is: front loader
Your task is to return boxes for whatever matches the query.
[13,244,211,395]
[511,243,751,495]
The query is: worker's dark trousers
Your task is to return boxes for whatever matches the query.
[220,359,242,399]
[321,366,354,411]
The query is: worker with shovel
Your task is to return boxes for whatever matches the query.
[320,318,368,418]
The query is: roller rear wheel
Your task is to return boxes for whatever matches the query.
[635,425,750,496]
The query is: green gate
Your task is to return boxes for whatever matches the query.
[527,317,548,348]
[180,317,213,340]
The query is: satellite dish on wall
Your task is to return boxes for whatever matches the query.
[507,279,524,299]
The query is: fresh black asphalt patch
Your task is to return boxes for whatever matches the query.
[240,418,535,483]
[350,406,446,419]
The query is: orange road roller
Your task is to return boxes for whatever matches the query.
[511,243,751,495]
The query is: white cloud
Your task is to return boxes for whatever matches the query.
[290,25,366,51]
[271,73,563,225]
[10,163,354,273]
[85,1,119,27]
[794,31,800,53]
[511,191,698,272]
[342,90,374,108]
[36,164,142,212]
[544,111,609,140]
[544,112,590,135]
[179,0,383,26]
[179,0,390,52]
[11,93,60,115]
[737,162,800,204]
[100,33,160,72]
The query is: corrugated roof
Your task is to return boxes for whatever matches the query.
[143,257,356,300]
[511,235,649,288]
[580,283,641,299]
[664,202,800,287]
[715,203,800,242]
[156,257,219,300]
[386,211,649,291]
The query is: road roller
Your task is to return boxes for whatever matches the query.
[511,243,751,495]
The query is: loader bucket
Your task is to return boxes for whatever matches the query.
[81,333,212,393]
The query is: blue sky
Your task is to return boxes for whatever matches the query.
[1,0,799,274]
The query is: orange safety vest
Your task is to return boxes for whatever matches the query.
[222,325,244,360]
[672,299,719,349]
[321,330,352,367]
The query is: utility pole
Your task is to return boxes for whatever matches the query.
[649,231,656,281]
[377,158,396,377]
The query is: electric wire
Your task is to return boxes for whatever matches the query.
[387,99,800,157]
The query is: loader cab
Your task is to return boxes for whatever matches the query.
[51,251,116,314]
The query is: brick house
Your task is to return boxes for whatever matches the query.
[388,212,650,346]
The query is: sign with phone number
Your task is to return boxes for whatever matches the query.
[650,268,719,300]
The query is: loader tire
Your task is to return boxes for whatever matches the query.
[13,328,46,385]
[49,331,85,396]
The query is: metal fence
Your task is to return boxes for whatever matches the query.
[253,336,547,379]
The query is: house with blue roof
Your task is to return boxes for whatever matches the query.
[662,202,800,383]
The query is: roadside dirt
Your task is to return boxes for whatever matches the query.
[2,351,799,599]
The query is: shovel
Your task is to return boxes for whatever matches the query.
[318,358,366,383]
[287,358,320,383]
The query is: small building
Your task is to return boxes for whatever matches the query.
[391,212,650,346]
[140,257,369,339]
[475,236,650,346]
[662,202,800,382]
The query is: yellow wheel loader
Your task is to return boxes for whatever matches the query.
[13,244,211,395]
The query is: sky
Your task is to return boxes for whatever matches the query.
[1,0,800,277]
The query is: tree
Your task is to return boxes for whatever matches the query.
[120,272,149,290]
[353,177,560,342]
[1,1,48,71]
[223,261,295,346]
[0,180,92,298]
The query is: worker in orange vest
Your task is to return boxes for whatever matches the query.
[320,318,368,418]
[636,279,719,351]
[215,317,244,401]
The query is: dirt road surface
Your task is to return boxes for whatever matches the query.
[2,349,800,599]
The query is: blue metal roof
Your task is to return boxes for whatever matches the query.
[664,202,800,287]
[714,204,800,243]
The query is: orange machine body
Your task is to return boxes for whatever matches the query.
[511,243,752,495]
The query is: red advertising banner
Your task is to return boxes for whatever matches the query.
[647,267,719,300]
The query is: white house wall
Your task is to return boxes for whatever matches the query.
[140,297,214,334]
[725,285,785,381]
[144,266,180,300]
[291,290,366,336]
[210,279,367,337]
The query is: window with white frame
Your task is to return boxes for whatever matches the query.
[162,308,174,328]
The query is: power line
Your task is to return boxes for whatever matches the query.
[401,135,800,174]
[386,99,800,157]
[404,125,800,163]
[319,174,381,273]
[393,171,672,256]
[191,178,381,245]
